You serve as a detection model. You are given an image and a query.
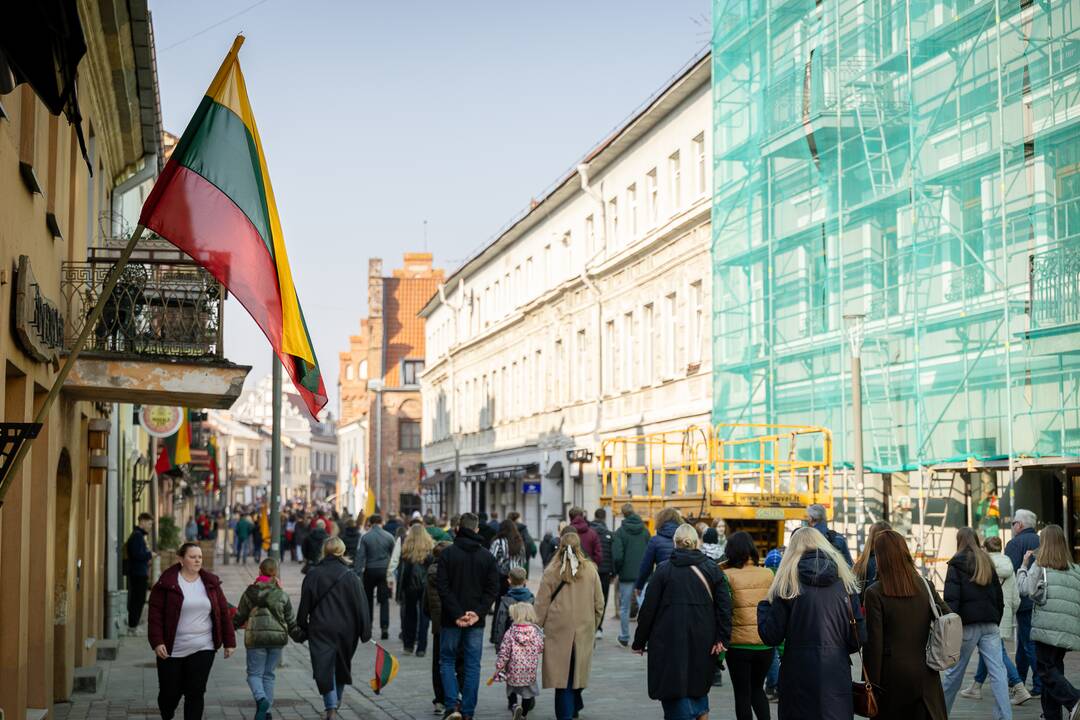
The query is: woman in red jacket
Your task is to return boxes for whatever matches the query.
[148,542,236,719]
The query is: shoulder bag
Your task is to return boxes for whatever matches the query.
[846,596,879,718]
[291,567,353,643]
[918,574,962,670]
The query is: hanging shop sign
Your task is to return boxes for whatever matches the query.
[139,405,184,438]
[13,255,65,364]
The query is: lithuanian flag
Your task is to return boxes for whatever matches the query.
[369,643,399,694]
[155,409,192,474]
[138,36,326,418]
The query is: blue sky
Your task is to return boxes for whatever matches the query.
[149,0,710,417]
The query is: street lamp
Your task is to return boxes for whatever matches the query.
[843,313,866,542]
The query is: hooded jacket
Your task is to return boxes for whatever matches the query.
[303,526,329,564]
[341,526,362,561]
[435,527,500,628]
[990,551,1019,637]
[233,578,298,648]
[635,521,679,591]
[612,513,651,582]
[1005,526,1040,612]
[571,516,603,565]
[296,555,371,695]
[757,551,865,720]
[944,551,1004,626]
[494,623,544,688]
[493,585,536,648]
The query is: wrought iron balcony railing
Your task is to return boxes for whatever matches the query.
[62,254,225,361]
[1030,237,1080,331]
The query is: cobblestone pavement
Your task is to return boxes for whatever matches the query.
[55,554,1065,719]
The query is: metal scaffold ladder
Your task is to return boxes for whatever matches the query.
[916,470,964,585]
[860,337,903,470]
[852,80,895,196]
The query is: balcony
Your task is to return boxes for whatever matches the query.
[60,231,250,408]
[1026,236,1080,356]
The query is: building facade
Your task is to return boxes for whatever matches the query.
[338,253,442,516]
[420,55,712,534]
[711,0,1080,562]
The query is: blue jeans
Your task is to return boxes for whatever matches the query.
[322,681,346,711]
[661,696,709,720]
[766,649,780,690]
[554,648,584,720]
[618,581,635,642]
[245,647,281,705]
[440,626,483,716]
[943,623,1013,720]
[974,638,1022,686]
[1015,609,1043,693]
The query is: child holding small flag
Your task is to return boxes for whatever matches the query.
[492,603,544,720]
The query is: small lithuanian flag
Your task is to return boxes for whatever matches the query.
[369,643,399,694]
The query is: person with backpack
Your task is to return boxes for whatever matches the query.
[635,508,682,599]
[1016,524,1080,720]
[491,519,528,606]
[756,526,864,720]
[399,523,435,656]
[862,529,949,720]
[611,503,650,648]
[805,503,852,566]
[232,557,300,720]
[940,527,1012,720]
[494,567,535,650]
[493,602,545,720]
[295,536,372,720]
[588,508,614,639]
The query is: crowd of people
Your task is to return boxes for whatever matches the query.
[127,502,1080,720]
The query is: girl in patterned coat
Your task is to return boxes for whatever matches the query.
[493,602,545,719]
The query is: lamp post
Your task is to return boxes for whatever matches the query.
[843,313,866,546]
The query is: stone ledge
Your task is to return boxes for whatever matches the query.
[96,639,120,662]
[72,666,103,694]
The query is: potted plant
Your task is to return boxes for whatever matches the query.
[157,516,180,571]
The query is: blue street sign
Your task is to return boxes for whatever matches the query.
[522,481,541,495]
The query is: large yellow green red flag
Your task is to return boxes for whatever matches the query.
[155,409,191,474]
[138,35,326,417]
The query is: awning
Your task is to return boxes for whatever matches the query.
[422,470,456,488]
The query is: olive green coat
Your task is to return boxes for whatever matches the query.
[233,579,298,648]
[534,561,604,689]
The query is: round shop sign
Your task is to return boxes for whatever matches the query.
[139,405,184,438]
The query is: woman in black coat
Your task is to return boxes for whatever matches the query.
[633,524,732,720]
[296,536,372,720]
[863,529,949,720]
[757,526,865,720]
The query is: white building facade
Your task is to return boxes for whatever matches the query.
[336,417,368,515]
[420,54,712,535]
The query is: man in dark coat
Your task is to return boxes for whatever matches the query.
[293,515,310,563]
[806,503,853,566]
[125,512,154,633]
[612,505,650,645]
[475,512,496,548]
[589,508,615,637]
[568,507,602,565]
[757,547,866,720]
[436,513,500,720]
[632,541,732,712]
[1004,507,1042,695]
[296,541,371,714]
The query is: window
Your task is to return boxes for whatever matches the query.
[689,280,704,364]
[604,320,616,393]
[607,197,619,248]
[400,420,421,450]
[585,215,596,258]
[627,183,638,238]
[494,280,500,319]
[551,340,561,406]
[511,361,518,417]
[544,244,552,288]
[534,350,543,411]
[576,329,588,399]
[402,359,425,385]
[622,311,635,390]
[663,292,677,376]
[693,133,706,196]
[668,151,681,211]
[513,266,522,305]
[525,257,534,299]
[345,363,354,380]
[646,168,659,224]
[358,359,367,379]
[642,303,655,384]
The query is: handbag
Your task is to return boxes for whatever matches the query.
[846,596,879,718]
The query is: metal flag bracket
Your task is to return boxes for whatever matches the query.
[0,423,43,503]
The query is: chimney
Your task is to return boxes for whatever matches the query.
[368,258,383,319]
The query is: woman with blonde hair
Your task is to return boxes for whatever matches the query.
[940,526,1010,719]
[535,531,604,720]
[634,524,731,720]
[757,527,864,720]
[296,536,372,719]
[1017,524,1080,720]
[399,523,435,657]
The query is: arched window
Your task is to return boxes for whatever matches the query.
[358,360,368,379]
[345,363,354,380]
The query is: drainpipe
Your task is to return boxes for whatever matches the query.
[110,153,158,236]
[438,279,467,514]
[576,163,608,443]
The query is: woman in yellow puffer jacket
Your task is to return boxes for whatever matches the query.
[723,531,776,720]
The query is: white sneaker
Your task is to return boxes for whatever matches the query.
[1070,700,1080,720]
[959,682,982,699]
[1010,683,1031,705]
[594,628,603,640]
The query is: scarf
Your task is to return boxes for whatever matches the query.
[558,544,581,579]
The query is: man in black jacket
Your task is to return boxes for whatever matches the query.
[435,513,499,720]
[590,508,614,638]
[125,512,154,633]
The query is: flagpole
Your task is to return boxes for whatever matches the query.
[0,224,147,506]
[270,353,282,560]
